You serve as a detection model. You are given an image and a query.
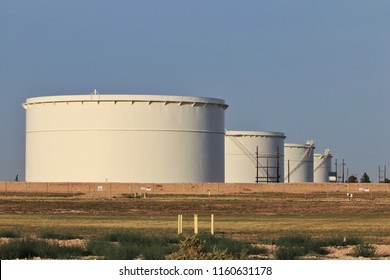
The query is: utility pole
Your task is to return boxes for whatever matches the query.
[379,165,387,183]
[335,159,338,182]
[342,159,345,183]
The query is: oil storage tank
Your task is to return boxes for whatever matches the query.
[225,130,286,183]
[284,140,315,182]
[23,93,228,183]
[314,149,332,182]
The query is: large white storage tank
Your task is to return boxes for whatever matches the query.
[284,141,315,182]
[314,149,332,182]
[225,130,285,183]
[23,93,228,183]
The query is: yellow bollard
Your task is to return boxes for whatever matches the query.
[211,214,214,235]
[178,214,183,234]
[194,214,198,235]
[180,215,183,234]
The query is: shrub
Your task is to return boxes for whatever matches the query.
[314,246,331,255]
[350,244,376,258]
[165,235,234,260]
[275,245,307,260]
[275,234,317,260]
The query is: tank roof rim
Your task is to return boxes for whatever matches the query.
[24,94,227,107]
[284,143,315,148]
[225,130,285,137]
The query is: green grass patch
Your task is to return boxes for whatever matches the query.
[274,233,366,259]
[39,232,83,240]
[88,231,178,260]
[86,231,267,260]
[318,234,362,247]
[199,234,268,259]
[0,230,21,238]
[0,239,89,259]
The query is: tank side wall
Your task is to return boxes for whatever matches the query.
[314,156,332,182]
[25,100,225,183]
[225,135,284,183]
[284,146,314,182]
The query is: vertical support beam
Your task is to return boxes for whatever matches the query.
[276,146,280,183]
[194,214,198,235]
[211,214,214,235]
[287,160,290,183]
[256,146,259,183]
[266,157,269,183]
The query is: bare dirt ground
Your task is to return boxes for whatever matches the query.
[1,192,390,216]
[1,191,390,259]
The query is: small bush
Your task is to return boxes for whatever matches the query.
[275,235,317,260]
[165,235,234,260]
[351,244,376,258]
[315,247,331,255]
[275,245,307,260]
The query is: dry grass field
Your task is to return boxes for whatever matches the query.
[1,188,390,259]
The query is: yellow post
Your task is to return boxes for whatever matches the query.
[178,214,183,234]
[211,214,214,235]
[194,214,198,235]
[181,214,183,234]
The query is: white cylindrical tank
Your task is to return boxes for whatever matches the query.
[284,140,315,182]
[314,149,332,182]
[23,94,228,183]
[225,130,286,183]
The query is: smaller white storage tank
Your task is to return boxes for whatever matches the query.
[225,130,286,183]
[284,140,315,182]
[314,149,332,182]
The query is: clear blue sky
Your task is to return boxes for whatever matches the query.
[1,0,389,182]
